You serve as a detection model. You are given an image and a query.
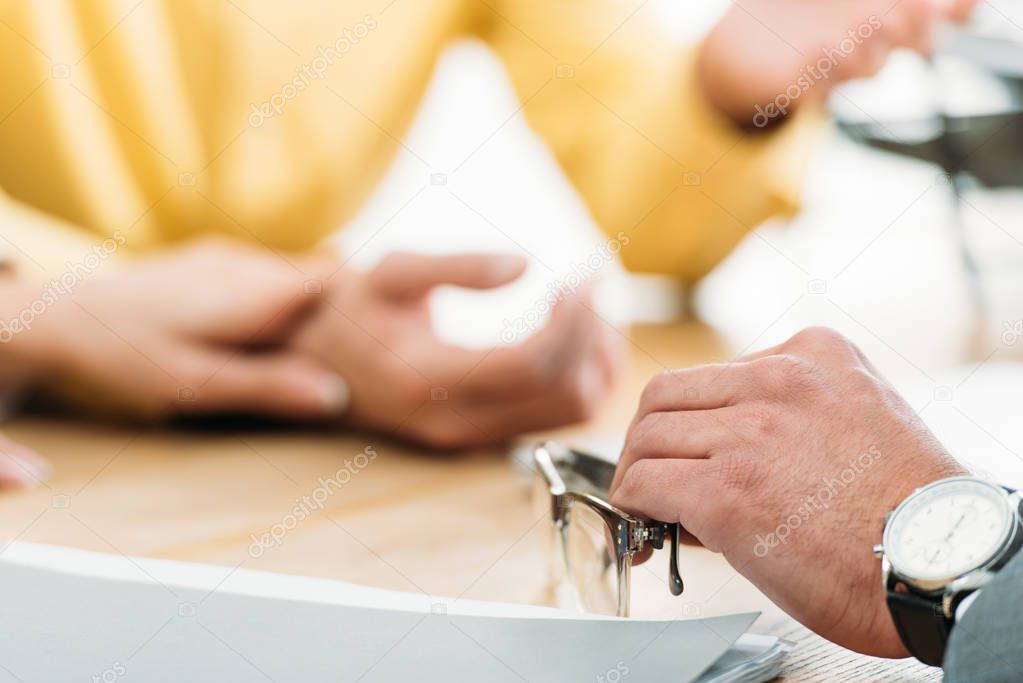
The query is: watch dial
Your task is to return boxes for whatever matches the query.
[885,478,1014,582]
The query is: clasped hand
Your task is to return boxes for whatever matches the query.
[1,239,619,451]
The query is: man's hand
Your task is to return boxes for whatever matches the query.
[699,0,978,127]
[292,252,621,449]
[610,327,967,657]
[3,238,347,420]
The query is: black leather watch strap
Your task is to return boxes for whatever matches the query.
[886,590,952,666]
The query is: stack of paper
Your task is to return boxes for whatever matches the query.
[0,542,788,682]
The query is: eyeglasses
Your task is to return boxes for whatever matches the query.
[532,441,684,617]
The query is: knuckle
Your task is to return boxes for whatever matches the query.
[843,366,884,401]
[626,414,660,455]
[846,365,879,389]
[617,446,642,481]
[616,459,654,505]
[786,326,851,355]
[637,375,663,410]
[640,369,681,409]
[743,402,782,440]
[753,354,819,395]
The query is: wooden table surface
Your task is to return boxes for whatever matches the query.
[0,320,945,681]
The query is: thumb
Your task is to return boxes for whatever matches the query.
[370,252,526,300]
[177,350,349,420]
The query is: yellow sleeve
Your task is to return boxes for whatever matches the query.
[0,190,125,284]
[474,1,821,283]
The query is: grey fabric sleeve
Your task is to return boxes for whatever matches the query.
[944,550,1023,682]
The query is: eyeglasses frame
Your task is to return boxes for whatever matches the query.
[533,441,684,617]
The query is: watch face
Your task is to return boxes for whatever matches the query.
[885,478,1015,582]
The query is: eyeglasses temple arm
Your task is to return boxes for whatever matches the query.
[668,524,684,596]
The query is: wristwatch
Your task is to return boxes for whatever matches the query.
[875,476,1023,666]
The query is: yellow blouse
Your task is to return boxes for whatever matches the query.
[0,0,817,283]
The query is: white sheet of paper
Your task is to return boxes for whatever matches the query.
[0,542,758,683]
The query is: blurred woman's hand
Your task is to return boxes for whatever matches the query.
[0,242,623,449]
[292,252,622,449]
[2,239,347,420]
[698,0,979,127]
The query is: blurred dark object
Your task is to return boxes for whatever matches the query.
[834,37,1023,189]
[832,32,1023,316]
[838,110,1023,188]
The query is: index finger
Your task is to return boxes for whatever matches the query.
[633,361,762,418]
[610,458,717,546]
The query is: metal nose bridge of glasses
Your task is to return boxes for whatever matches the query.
[533,442,685,617]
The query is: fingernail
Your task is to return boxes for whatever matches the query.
[320,376,350,415]
[0,449,52,488]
